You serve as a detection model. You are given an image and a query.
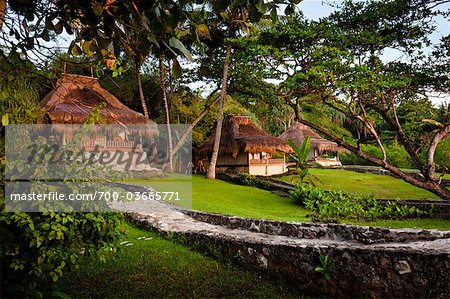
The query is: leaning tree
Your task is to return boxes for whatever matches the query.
[244,0,450,199]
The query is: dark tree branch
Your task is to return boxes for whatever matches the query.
[298,118,450,200]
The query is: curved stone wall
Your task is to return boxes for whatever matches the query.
[182,209,450,244]
[113,182,450,298]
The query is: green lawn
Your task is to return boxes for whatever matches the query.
[192,175,311,222]
[131,174,310,222]
[279,168,441,199]
[58,176,450,297]
[58,223,304,298]
[131,175,450,230]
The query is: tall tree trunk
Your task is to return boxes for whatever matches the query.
[206,42,232,179]
[159,54,173,172]
[0,0,6,29]
[168,59,174,115]
[135,60,149,119]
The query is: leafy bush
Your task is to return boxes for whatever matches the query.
[236,173,272,189]
[0,199,123,297]
[1,139,124,297]
[0,64,124,297]
[290,183,426,222]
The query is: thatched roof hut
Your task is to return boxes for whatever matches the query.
[279,122,341,153]
[40,74,157,136]
[200,115,291,158]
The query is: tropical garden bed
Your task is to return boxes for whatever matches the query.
[131,175,450,230]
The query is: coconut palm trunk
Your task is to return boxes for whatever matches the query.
[206,42,232,179]
[159,54,173,172]
[135,60,149,119]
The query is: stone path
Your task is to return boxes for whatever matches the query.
[109,197,450,251]
[109,186,450,298]
[110,199,361,247]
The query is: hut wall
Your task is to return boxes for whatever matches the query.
[315,158,342,167]
[217,152,248,166]
[249,164,287,176]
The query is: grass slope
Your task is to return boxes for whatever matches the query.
[279,168,441,199]
[131,175,450,230]
[191,176,311,222]
[59,223,304,298]
[130,175,311,222]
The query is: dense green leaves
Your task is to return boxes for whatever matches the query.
[0,54,124,297]
[290,183,427,222]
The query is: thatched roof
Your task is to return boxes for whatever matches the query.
[200,115,291,158]
[40,74,157,136]
[279,122,342,153]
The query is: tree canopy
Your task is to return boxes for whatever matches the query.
[239,0,449,198]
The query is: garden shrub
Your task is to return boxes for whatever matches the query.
[0,197,123,297]
[1,144,124,297]
[290,183,426,222]
[236,173,272,189]
[0,77,124,298]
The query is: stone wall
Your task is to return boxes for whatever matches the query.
[183,209,450,244]
[181,233,450,299]
[128,210,450,298]
[116,181,450,298]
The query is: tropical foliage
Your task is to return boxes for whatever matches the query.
[1,0,449,295]
[239,1,450,199]
[290,183,426,222]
